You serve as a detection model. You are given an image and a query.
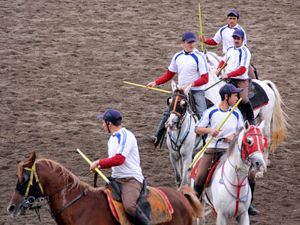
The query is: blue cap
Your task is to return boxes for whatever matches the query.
[232,29,245,39]
[97,109,122,125]
[182,32,196,42]
[219,84,242,98]
[227,8,239,18]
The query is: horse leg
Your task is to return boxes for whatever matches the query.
[180,150,193,187]
[216,212,227,225]
[236,211,250,225]
[169,151,182,187]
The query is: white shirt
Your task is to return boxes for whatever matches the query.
[108,128,144,183]
[213,24,247,54]
[195,105,244,149]
[168,49,208,91]
[223,45,251,80]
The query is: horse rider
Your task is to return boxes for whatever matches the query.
[216,29,256,126]
[193,83,244,199]
[90,109,150,225]
[200,8,247,55]
[200,9,257,79]
[147,31,209,147]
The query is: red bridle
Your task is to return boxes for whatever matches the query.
[241,125,268,160]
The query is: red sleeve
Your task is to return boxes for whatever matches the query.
[217,60,225,69]
[193,73,208,87]
[98,154,126,169]
[155,70,176,85]
[204,38,218,46]
[227,66,247,78]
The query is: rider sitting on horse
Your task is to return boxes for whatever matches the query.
[147,31,209,147]
[90,109,150,225]
[194,83,244,198]
[216,29,256,125]
[200,8,257,79]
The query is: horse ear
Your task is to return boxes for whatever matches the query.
[25,152,37,167]
[171,80,177,92]
[183,84,192,96]
[258,120,265,132]
[244,121,250,131]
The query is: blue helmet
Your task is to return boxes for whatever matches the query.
[232,29,245,39]
[97,109,122,125]
[219,84,242,99]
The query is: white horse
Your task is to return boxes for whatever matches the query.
[203,121,267,225]
[166,81,199,187]
[204,51,288,154]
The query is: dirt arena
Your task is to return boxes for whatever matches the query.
[1,0,299,224]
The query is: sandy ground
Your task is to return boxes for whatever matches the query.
[1,0,299,224]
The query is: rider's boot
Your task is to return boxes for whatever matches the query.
[153,110,169,148]
[248,181,259,216]
[132,206,151,225]
[243,102,256,125]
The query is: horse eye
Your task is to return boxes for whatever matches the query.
[246,137,254,146]
[180,99,186,107]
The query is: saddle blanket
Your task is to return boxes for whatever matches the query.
[104,186,174,225]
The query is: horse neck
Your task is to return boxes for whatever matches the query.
[36,159,87,203]
[204,72,224,105]
[225,143,250,180]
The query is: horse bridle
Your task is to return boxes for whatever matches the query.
[169,92,188,123]
[16,162,88,220]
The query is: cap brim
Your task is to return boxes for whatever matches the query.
[184,38,196,42]
[97,113,105,120]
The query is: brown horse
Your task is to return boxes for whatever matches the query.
[7,152,202,225]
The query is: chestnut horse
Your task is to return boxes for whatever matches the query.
[7,152,202,225]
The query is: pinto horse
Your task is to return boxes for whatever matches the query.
[7,152,202,225]
[203,121,268,225]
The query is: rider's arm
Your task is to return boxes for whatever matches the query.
[155,70,176,85]
[98,154,126,168]
[204,38,218,46]
[193,73,208,86]
[227,66,247,77]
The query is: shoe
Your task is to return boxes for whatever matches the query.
[248,203,259,216]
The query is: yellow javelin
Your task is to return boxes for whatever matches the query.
[123,81,171,94]
[76,148,110,184]
[198,2,204,52]
[189,98,242,169]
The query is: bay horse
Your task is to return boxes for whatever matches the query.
[7,152,202,225]
[204,51,288,155]
[166,81,200,187]
[203,121,267,225]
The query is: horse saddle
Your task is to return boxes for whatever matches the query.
[104,186,174,225]
[189,157,220,187]
[248,81,269,110]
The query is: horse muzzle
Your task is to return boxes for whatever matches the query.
[250,153,267,173]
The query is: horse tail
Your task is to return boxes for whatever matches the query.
[264,80,289,152]
[179,186,203,218]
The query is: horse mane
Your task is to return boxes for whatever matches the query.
[36,158,103,192]
[219,127,244,164]
[174,89,185,96]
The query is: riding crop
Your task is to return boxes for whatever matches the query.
[188,98,242,170]
[123,81,171,94]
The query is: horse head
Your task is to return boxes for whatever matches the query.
[167,81,189,130]
[238,121,268,173]
[7,152,44,217]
